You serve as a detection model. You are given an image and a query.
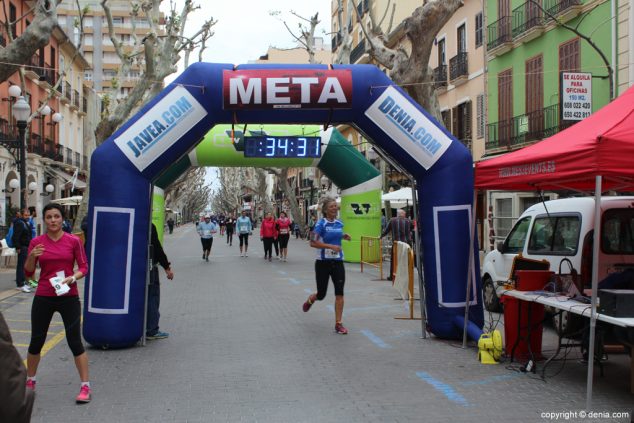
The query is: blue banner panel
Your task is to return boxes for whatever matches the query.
[88,208,134,312]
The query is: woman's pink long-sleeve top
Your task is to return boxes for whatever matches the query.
[26,233,89,297]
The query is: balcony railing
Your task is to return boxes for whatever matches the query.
[544,0,582,17]
[73,90,80,108]
[449,52,468,81]
[512,1,543,38]
[28,133,42,155]
[485,104,575,150]
[0,118,14,140]
[64,82,72,102]
[487,16,512,50]
[433,64,447,89]
[331,33,341,51]
[350,38,366,63]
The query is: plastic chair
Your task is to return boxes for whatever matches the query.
[0,238,17,267]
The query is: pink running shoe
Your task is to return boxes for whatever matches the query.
[26,379,36,391]
[76,385,92,403]
[334,323,348,335]
[302,296,314,312]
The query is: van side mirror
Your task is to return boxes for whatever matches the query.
[496,241,505,252]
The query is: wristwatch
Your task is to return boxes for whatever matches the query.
[70,276,77,284]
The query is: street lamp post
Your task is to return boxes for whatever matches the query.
[13,95,31,211]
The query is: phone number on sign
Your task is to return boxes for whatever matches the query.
[541,410,631,420]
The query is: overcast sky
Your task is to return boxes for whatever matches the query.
[162,0,332,79]
[159,1,332,196]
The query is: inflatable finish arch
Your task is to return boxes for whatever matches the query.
[85,63,483,347]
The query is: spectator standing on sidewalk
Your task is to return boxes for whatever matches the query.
[12,208,32,293]
[381,209,413,281]
[236,210,253,257]
[276,211,292,261]
[197,216,217,262]
[24,203,91,403]
[166,218,175,234]
[260,212,277,262]
[0,311,34,422]
[302,197,351,335]
[146,223,174,340]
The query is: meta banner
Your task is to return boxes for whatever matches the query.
[365,86,452,170]
[223,69,353,110]
[114,86,207,172]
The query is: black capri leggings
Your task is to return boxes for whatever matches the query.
[29,295,85,357]
[239,233,249,247]
[278,233,290,249]
[314,260,345,300]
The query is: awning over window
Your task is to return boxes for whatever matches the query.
[44,167,87,189]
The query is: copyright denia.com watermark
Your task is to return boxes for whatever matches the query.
[541,410,631,420]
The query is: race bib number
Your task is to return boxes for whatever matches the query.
[325,249,341,259]
[203,230,211,236]
[279,228,289,234]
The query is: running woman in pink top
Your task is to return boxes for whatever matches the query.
[276,212,292,262]
[24,203,92,404]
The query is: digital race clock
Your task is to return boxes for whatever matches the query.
[244,136,321,158]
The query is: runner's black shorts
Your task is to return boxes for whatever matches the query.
[239,233,249,247]
[315,260,345,298]
[201,237,213,250]
[278,233,290,249]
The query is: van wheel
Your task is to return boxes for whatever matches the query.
[483,276,502,312]
[552,311,584,338]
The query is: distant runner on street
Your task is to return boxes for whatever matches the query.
[197,215,217,262]
[236,210,253,257]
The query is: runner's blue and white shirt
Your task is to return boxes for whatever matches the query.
[313,217,345,261]
[197,221,218,239]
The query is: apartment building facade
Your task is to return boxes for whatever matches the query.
[0,0,94,231]
[483,0,614,247]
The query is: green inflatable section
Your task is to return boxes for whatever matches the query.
[153,125,382,262]
[152,187,165,244]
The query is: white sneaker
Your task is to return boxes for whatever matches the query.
[21,285,32,293]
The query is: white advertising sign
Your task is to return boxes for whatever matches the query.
[115,86,208,172]
[365,87,452,170]
[561,72,592,121]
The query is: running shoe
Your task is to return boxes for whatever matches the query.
[334,323,348,335]
[202,254,205,260]
[26,379,36,391]
[302,296,314,312]
[146,331,169,340]
[206,257,209,262]
[76,385,91,403]
[268,256,272,262]
[20,285,32,293]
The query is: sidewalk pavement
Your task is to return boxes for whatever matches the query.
[1,223,633,423]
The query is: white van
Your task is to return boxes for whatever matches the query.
[481,196,634,312]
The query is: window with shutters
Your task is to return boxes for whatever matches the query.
[525,55,543,141]
[441,109,451,131]
[452,101,472,148]
[559,38,580,73]
[475,13,483,48]
[457,24,467,53]
[476,94,485,139]
[498,69,513,145]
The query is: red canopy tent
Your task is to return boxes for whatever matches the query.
[475,85,634,410]
[475,85,634,192]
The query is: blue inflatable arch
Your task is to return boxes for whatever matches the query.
[85,63,483,347]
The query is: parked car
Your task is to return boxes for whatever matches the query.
[481,196,634,313]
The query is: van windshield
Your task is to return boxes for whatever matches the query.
[528,215,580,255]
[601,209,634,254]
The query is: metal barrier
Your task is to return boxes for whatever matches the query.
[360,236,384,280]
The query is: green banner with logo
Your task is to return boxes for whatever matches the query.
[339,189,382,262]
